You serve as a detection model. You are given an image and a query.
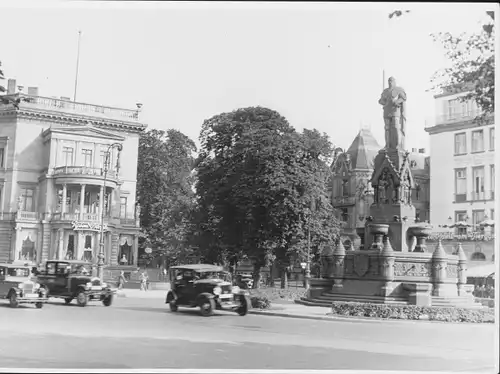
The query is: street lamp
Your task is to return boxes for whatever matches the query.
[97,142,123,280]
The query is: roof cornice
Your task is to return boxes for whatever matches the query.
[0,107,147,134]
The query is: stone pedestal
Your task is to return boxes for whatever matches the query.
[332,240,346,290]
[431,239,448,296]
[402,282,432,306]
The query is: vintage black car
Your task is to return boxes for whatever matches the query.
[0,263,48,308]
[166,264,251,317]
[35,260,115,307]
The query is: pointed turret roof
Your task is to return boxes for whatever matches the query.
[346,128,381,170]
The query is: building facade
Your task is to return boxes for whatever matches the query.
[330,128,430,245]
[425,87,495,265]
[0,83,146,267]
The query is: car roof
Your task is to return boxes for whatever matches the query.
[0,263,30,269]
[170,264,224,272]
[45,260,90,265]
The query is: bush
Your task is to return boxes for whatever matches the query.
[330,302,495,323]
[250,295,271,309]
[249,287,306,302]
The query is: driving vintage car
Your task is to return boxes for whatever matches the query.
[34,260,115,307]
[166,264,251,317]
[0,263,48,308]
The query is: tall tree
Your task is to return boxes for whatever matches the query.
[193,107,339,288]
[136,128,197,266]
[430,11,495,121]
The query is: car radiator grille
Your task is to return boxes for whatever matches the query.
[221,285,232,294]
[23,285,34,294]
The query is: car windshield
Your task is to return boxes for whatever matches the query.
[7,268,30,277]
[70,263,92,275]
[197,271,231,282]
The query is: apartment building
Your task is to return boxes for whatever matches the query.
[425,86,495,265]
[0,80,146,267]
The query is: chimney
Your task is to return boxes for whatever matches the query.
[411,148,417,153]
[419,148,426,154]
[7,79,16,94]
[28,87,39,96]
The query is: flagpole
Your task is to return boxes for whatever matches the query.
[73,30,82,102]
[382,69,385,90]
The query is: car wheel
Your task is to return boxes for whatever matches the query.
[35,302,44,309]
[169,300,178,312]
[199,298,215,317]
[9,292,19,308]
[102,295,113,307]
[64,297,73,304]
[236,297,248,316]
[76,291,88,307]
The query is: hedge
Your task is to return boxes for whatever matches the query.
[330,301,495,323]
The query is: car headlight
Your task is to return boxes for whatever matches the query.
[33,283,40,290]
[213,286,222,295]
[232,286,240,294]
[86,282,92,288]
[17,283,25,289]
[101,282,107,288]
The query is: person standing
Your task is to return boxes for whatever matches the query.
[117,271,127,290]
[140,271,149,291]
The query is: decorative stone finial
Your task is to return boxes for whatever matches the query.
[456,242,467,261]
[381,236,394,254]
[333,239,346,256]
[432,238,447,259]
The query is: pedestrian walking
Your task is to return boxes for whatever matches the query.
[162,267,167,282]
[140,271,149,291]
[117,270,127,290]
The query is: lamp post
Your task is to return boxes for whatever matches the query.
[97,142,123,281]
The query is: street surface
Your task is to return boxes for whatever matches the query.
[0,296,496,371]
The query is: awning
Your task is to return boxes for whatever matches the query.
[466,263,496,278]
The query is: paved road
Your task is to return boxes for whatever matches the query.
[0,296,496,371]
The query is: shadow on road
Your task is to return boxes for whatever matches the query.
[121,305,227,317]
[0,303,41,310]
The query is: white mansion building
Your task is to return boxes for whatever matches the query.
[0,81,146,267]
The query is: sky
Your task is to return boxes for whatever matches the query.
[0,1,495,154]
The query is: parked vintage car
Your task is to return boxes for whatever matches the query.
[35,260,115,307]
[166,264,251,317]
[0,263,48,308]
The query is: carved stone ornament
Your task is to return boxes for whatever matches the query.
[446,264,458,278]
[353,253,370,277]
[394,262,431,277]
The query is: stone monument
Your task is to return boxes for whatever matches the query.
[297,78,481,309]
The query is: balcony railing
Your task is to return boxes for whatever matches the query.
[426,110,484,128]
[455,191,495,203]
[53,166,119,179]
[0,212,16,220]
[17,211,39,220]
[52,212,101,222]
[333,196,356,206]
[2,93,141,122]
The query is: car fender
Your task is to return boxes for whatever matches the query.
[196,292,215,306]
[8,287,22,297]
[166,290,177,303]
[238,292,252,309]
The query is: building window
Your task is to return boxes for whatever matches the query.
[19,188,35,212]
[341,179,349,197]
[454,211,468,235]
[471,130,484,153]
[491,209,495,220]
[490,127,495,151]
[454,133,467,155]
[472,166,485,200]
[340,207,349,222]
[454,168,467,202]
[0,148,4,168]
[100,150,111,170]
[470,252,486,261]
[472,210,485,230]
[491,165,495,200]
[120,197,127,218]
[62,147,74,166]
[82,149,93,167]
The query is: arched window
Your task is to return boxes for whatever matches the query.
[470,252,486,261]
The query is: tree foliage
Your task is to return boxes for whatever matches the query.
[193,106,340,287]
[430,11,495,120]
[136,128,197,265]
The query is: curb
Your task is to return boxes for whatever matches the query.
[248,310,494,325]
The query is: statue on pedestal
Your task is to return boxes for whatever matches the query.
[378,77,407,150]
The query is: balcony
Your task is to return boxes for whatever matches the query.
[3,93,142,123]
[52,166,119,187]
[332,196,356,206]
